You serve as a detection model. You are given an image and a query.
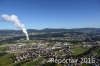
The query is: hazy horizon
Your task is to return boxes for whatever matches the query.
[0,27,100,30]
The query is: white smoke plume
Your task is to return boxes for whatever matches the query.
[1,14,29,40]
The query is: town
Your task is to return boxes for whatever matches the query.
[0,31,100,66]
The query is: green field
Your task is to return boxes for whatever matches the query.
[0,53,14,66]
[71,46,90,56]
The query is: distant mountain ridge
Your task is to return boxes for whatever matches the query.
[0,28,100,35]
[25,28,100,33]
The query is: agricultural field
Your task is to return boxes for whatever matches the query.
[71,46,90,56]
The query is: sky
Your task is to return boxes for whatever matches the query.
[0,0,100,29]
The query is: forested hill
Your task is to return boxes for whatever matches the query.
[0,28,100,35]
